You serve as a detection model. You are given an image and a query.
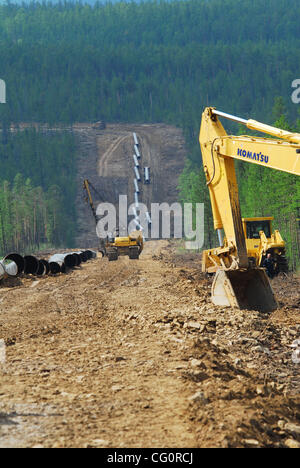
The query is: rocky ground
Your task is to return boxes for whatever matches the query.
[0,240,299,448]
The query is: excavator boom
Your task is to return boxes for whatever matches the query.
[83,179,98,223]
[211,110,300,176]
[199,107,300,312]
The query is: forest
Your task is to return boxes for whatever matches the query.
[0,129,77,255]
[0,0,299,267]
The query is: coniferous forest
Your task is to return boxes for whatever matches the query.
[0,129,77,254]
[0,0,299,267]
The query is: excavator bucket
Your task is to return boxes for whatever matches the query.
[211,269,278,312]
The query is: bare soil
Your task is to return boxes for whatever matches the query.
[75,123,186,247]
[0,241,299,448]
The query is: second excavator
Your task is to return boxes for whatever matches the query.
[83,179,143,261]
[199,107,299,312]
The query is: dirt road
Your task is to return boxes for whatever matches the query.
[0,241,299,448]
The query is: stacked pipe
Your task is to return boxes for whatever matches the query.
[132,132,141,221]
[0,249,98,280]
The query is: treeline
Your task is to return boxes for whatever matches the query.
[0,0,300,139]
[0,0,299,258]
[179,100,300,270]
[0,129,77,255]
[0,174,67,254]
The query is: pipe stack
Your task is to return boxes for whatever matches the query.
[0,249,98,280]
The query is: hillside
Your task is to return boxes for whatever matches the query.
[0,0,299,258]
[1,0,300,128]
[76,123,186,246]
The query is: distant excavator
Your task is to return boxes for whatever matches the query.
[199,107,300,311]
[83,179,143,261]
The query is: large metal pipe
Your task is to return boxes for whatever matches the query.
[69,252,86,266]
[68,250,96,263]
[84,250,93,260]
[40,259,50,275]
[0,262,5,280]
[146,212,152,225]
[71,253,82,266]
[0,247,97,280]
[4,253,25,275]
[134,144,141,158]
[64,253,76,268]
[0,260,18,276]
[134,178,139,193]
[48,253,76,274]
[133,218,142,230]
[133,154,139,167]
[49,260,61,274]
[24,255,39,275]
[35,260,46,276]
[77,251,88,262]
[134,166,141,181]
[133,132,139,146]
[134,192,139,208]
[49,253,76,269]
[85,250,97,259]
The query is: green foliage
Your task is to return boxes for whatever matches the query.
[0,129,77,255]
[237,110,300,270]
[0,0,300,128]
[0,0,298,261]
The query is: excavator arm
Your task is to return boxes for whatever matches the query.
[83,179,98,224]
[83,179,107,255]
[199,107,300,311]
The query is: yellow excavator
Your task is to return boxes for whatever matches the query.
[242,216,288,273]
[203,215,288,275]
[83,179,143,261]
[199,107,300,311]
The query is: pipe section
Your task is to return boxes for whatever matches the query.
[24,255,39,275]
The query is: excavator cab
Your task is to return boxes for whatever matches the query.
[244,218,272,240]
[242,217,288,274]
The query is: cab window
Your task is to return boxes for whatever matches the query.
[246,221,271,239]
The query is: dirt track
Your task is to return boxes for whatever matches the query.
[0,241,299,448]
[76,123,186,247]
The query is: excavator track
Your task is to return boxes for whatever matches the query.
[107,249,118,261]
[275,255,289,274]
[129,246,140,260]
